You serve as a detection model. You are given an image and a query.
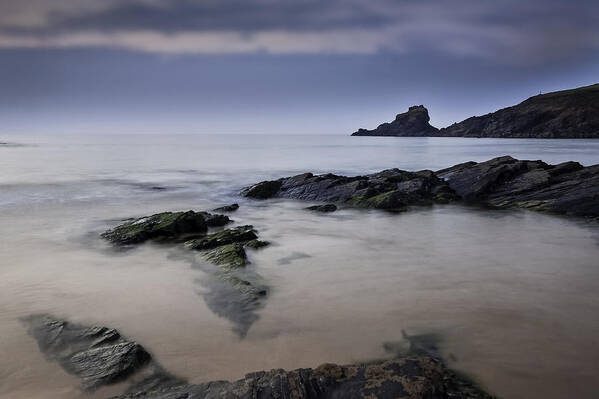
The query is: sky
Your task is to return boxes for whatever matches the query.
[1,0,598,135]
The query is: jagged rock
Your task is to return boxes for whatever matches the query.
[352,105,439,136]
[351,84,599,138]
[242,169,457,211]
[21,314,152,391]
[437,156,599,216]
[213,203,240,212]
[306,204,337,212]
[199,212,232,227]
[242,180,283,199]
[113,355,493,399]
[101,211,208,245]
[203,243,248,268]
[185,226,258,251]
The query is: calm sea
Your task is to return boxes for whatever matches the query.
[1,134,599,399]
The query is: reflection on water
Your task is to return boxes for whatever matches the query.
[1,135,599,399]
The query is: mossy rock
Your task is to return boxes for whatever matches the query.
[203,243,248,269]
[101,211,207,245]
[347,190,407,211]
[185,225,257,250]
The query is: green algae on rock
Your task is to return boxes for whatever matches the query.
[185,225,258,251]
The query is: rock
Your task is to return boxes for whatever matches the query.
[243,157,599,218]
[437,156,599,216]
[199,212,232,227]
[21,314,152,391]
[185,225,269,337]
[185,225,258,251]
[101,211,208,245]
[242,180,283,199]
[352,105,439,136]
[351,84,599,138]
[244,239,270,249]
[213,203,240,212]
[203,243,248,268]
[113,355,493,399]
[242,169,458,210]
[306,204,337,212]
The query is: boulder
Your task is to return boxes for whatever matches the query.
[213,203,240,212]
[22,314,152,391]
[306,204,337,212]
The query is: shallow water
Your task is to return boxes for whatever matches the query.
[1,135,599,399]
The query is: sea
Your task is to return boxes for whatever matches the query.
[1,134,599,399]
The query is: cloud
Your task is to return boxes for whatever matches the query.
[0,0,597,64]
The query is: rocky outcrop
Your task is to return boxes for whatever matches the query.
[101,211,231,246]
[113,356,492,399]
[352,105,439,136]
[437,156,599,216]
[242,157,599,218]
[352,84,599,138]
[243,169,458,212]
[21,315,157,391]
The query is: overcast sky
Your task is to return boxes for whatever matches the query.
[1,0,598,134]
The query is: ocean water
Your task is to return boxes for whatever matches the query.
[1,134,599,399]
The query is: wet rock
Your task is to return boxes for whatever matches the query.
[185,225,258,251]
[306,204,337,212]
[101,211,208,245]
[242,180,283,199]
[213,203,240,212]
[22,314,152,391]
[186,225,269,337]
[244,239,270,249]
[199,212,232,227]
[352,105,439,137]
[437,156,599,216]
[242,169,458,210]
[203,243,248,268]
[113,355,494,399]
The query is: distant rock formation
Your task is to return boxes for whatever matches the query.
[352,105,439,136]
[352,84,599,138]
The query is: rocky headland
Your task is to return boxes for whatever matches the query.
[352,83,599,138]
[243,156,599,218]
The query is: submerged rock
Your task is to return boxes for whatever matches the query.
[306,203,337,212]
[242,169,457,211]
[213,203,240,212]
[22,314,152,391]
[186,225,270,337]
[114,355,493,399]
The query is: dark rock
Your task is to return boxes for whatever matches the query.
[199,212,232,227]
[113,356,494,399]
[22,314,152,391]
[306,204,337,212]
[351,84,599,138]
[242,180,283,199]
[352,105,439,136]
[203,243,248,268]
[101,211,208,245]
[244,156,599,218]
[242,169,458,210]
[244,239,270,249]
[437,156,599,216]
[185,225,257,251]
[213,203,240,212]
